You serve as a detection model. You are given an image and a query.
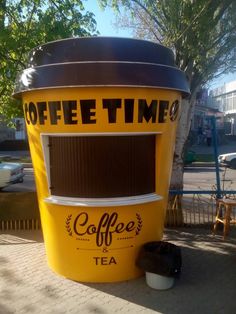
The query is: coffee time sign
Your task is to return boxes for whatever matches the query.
[22,87,181,134]
[24,98,179,126]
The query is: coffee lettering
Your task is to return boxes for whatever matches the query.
[80,99,96,124]
[124,99,134,123]
[24,103,30,125]
[103,99,121,123]
[73,212,136,247]
[28,102,37,125]
[73,212,88,236]
[115,222,126,233]
[37,102,47,125]
[23,98,179,126]
[62,100,77,124]
[159,100,169,123]
[126,221,135,232]
[96,213,117,247]
[87,224,96,235]
[48,101,61,124]
[138,99,157,123]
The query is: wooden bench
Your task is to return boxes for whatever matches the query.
[213,198,236,239]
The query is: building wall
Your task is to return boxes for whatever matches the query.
[0,117,27,142]
[210,80,236,114]
[209,80,236,135]
[0,117,15,142]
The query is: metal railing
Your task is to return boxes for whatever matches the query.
[0,219,41,231]
[166,116,236,227]
[166,191,236,227]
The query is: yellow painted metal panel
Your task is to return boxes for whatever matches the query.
[21,86,181,282]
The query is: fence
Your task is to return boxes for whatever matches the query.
[0,219,41,231]
[166,192,236,227]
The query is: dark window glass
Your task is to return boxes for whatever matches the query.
[49,135,155,198]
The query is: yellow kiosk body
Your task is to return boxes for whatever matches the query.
[14,37,189,282]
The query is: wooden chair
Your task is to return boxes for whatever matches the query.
[213,198,236,239]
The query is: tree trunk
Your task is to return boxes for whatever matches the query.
[166,97,195,226]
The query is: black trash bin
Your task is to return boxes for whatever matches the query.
[136,241,182,289]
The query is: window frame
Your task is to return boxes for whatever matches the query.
[41,132,162,207]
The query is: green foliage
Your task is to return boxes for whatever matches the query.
[100,1,236,191]
[100,0,236,94]
[0,0,98,123]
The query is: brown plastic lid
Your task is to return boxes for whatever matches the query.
[13,37,190,97]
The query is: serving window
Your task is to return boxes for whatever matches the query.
[47,135,155,198]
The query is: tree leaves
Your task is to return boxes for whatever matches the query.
[100,0,236,94]
[99,0,236,195]
[0,0,98,122]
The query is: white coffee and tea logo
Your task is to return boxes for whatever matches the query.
[65,211,143,248]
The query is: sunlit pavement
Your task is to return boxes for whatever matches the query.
[0,227,236,314]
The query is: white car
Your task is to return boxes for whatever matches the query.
[0,162,25,190]
[218,153,236,169]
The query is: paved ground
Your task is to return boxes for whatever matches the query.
[1,227,236,314]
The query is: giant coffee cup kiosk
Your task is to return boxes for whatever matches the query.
[14,37,189,282]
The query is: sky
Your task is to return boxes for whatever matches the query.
[84,0,236,90]
[84,0,133,38]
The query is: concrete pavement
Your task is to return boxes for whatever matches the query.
[1,227,236,314]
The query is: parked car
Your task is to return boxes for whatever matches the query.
[0,161,25,190]
[218,153,236,169]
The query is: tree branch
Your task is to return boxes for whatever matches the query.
[14,2,38,72]
[0,49,25,67]
[130,0,165,33]
[175,0,212,43]
[49,0,74,21]
[133,5,162,43]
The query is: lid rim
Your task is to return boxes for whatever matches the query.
[13,62,190,97]
[13,85,190,99]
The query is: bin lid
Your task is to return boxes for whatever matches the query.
[13,37,190,97]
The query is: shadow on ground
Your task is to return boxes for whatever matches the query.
[0,227,236,314]
[0,230,43,245]
[85,227,236,314]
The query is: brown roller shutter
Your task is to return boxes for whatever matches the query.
[49,135,155,198]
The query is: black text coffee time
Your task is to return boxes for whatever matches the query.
[24,98,179,125]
